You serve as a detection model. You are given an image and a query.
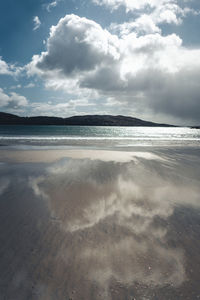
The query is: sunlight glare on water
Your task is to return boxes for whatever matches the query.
[0,125,199,147]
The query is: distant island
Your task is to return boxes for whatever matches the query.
[0,111,176,127]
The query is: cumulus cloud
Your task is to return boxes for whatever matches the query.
[92,0,168,11]
[93,0,199,35]
[29,14,119,77]
[93,0,196,18]
[27,13,200,124]
[151,3,183,25]
[0,88,28,109]
[0,57,22,76]
[101,0,197,34]
[110,15,161,35]
[0,58,12,75]
[33,16,41,31]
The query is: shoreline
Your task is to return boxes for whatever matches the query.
[0,148,166,163]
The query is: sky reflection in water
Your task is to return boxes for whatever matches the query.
[0,148,200,300]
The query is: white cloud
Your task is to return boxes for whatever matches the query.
[93,0,177,12]
[27,14,200,124]
[109,4,186,37]
[0,88,28,109]
[45,0,63,12]
[29,14,119,76]
[151,3,184,25]
[10,84,21,90]
[24,83,35,88]
[93,0,198,26]
[46,1,57,12]
[110,15,161,36]
[30,98,94,117]
[33,16,41,31]
[0,57,22,77]
[0,57,12,75]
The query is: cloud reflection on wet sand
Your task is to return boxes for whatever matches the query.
[0,149,200,299]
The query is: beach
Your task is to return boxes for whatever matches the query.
[1,0,200,297]
[0,145,200,300]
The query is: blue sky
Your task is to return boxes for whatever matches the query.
[0,0,200,125]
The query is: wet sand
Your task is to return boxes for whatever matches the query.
[0,147,200,300]
[0,149,165,163]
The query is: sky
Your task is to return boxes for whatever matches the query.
[0,0,200,125]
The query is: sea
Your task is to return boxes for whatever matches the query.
[0,125,200,148]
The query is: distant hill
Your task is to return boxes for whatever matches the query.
[0,112,176,127]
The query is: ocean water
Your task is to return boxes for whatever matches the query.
[0,125,200,147]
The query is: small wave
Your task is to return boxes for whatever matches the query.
[0,136,200,141]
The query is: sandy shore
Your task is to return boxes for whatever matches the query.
[0,147,200,300]
[0,148,165,163]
